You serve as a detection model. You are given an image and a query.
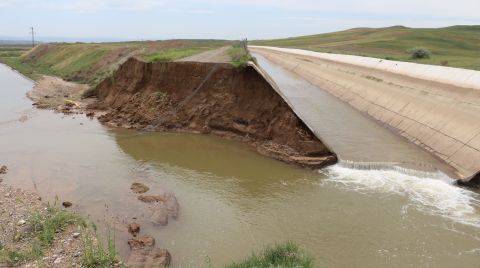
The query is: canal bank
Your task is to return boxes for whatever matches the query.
[250,46,480,182]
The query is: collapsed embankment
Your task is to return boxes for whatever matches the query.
[91,58,336,169]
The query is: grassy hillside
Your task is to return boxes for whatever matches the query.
[252,25,480,70]
[0,40,230,86]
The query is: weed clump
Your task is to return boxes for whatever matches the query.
[228,44,255,68]
[82,226,118,267]
[225,241,313,268]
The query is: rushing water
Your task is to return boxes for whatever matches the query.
[1,63,480,267]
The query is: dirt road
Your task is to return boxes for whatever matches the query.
[250,46,480,181]
[177,46,231,63]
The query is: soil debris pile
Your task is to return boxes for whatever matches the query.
[138,193,179,226]
[93,58,336,168]
[131,182,150,194]
[126,236,171,268]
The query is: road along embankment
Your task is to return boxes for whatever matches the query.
[250,46,480,182]
[90,58,336,169]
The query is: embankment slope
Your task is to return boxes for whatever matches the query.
[92,58,336,168]
[0,40,230,86]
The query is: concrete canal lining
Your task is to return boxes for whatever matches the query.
[250,46,480,181]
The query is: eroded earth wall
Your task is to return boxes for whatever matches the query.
[92,58,336,169]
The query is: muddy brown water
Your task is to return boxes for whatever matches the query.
[1,63,480,267]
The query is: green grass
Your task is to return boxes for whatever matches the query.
[252,25,480,70]
[225,242,314,268]
[82,226,119,267]
[0,57,42,80]
[29,207,86,246]
[0,206,123,267]
[228,45,255,68]
[0,207,85,266]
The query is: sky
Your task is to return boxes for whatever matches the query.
[0,0,479,41]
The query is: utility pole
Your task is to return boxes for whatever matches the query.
[30,27,35,47]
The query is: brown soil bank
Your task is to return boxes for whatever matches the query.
[92,58,336,168]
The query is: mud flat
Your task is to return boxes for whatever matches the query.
[91,58,336,169]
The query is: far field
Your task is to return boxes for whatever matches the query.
[252,25,480,70]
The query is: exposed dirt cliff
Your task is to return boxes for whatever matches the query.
[92,58,336,168]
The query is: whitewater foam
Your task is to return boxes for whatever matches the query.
[323,164,480,228]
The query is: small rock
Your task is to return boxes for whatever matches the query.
[164,192,179,220]
[0,165,7,174]
[53,257,62,264]
[131,182,150,194]
[5,193,10,198]
[17,219,26,226]
[150,203,169,226]
[128,236,155,250]
[138,195,164,203]
[72,232,81,239]
[127,223,140,236]
[62,201,73,208]
[149,248,172,267]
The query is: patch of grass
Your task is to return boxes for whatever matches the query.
[252,25,480,70]
[228,45,255,68]
[0,207,85,266]
[225,242,314,268]
[82,226,119,268]
[29,207,86,246]
[0,57,42,80]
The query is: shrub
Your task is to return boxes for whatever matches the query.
[407,47,431,59]
[228,44,255,68]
